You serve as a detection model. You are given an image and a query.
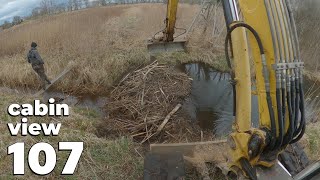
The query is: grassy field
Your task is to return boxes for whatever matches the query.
[0,3,230,95]
[0,91,144,179]
[0,4,211,95]
[295,0,320,71]
[0,2,318,94]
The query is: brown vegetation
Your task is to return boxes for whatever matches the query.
[0,91,143,179]
[100,61,215,143]
[0,4,203,95]
[295,0,320,71]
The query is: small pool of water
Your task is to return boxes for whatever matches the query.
[0,87,108,117]
[180,63,319,136]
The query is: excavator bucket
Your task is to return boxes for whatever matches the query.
[147,40,187,54]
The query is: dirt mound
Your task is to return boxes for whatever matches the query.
[98,61,214,143]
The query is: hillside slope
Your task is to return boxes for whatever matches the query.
[0,4,200,94]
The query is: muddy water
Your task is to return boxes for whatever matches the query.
[0,87,108,117]
[181,63,320,136]
[42,91,108,116]
[181,63,259,136]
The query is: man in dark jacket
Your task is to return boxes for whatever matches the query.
[27,42,51,89]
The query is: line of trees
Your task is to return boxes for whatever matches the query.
[1,16,23,30]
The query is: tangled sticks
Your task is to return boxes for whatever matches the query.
[106,61,194,143]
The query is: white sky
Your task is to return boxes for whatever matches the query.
[0,0,42,24]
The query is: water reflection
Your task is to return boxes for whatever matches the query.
[181,63,259,136]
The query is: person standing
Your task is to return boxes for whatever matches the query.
[27,42,51,90]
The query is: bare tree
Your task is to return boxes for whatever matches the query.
[40,0,49,14]
[100,0,107,6]
[12,16,23,25]
[73,0,79,10]
[55,3,67,13]
[31,7,39,17]
[2,21,12,29]
[40,0,56,14]
[68,0,73,11]
[83,0,90,8]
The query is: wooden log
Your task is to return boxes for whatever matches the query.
[33,62,74,97]
[156,103,182,134]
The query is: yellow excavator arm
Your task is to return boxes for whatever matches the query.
[164,0,179,42]
[147,0,186,54]
[145,1,320,179]
[223,0,307,178]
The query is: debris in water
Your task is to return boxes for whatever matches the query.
[101,61,214,143]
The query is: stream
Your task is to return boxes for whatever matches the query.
[180,63,320,136]
[0,87,108,117]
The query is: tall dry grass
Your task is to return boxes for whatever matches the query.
[0,4,201,94]
[0,91,144,179]
[295,0,320,71]
[1,2,317,95]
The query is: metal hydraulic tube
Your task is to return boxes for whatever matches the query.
[285,0,306,143]
[280,0,296,147]
[265,0,284,150]
[273,0,290,149]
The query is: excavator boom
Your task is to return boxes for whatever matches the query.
[147,0,186,54]
[144,0,320,179]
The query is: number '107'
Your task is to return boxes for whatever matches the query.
[8,142,83,175]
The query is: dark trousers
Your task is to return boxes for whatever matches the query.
[32,64,50,88]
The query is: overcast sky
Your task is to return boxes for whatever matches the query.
[0,0,43,24]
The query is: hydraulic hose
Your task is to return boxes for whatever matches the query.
[294,78,300,132]
[266,0,287,150]
[284,87,294,144]
[263,0,281,150]
[276,88,284,148]
[291,82,306,143]
[224,22,277,149]
[279,0,297,148]
[285,0,305,141]
[290,78,296,126]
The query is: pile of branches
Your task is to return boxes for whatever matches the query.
[105,61,195,143]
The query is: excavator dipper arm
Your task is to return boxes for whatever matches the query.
[147,0,186,54]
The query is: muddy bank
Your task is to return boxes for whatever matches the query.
[0,86,108,117]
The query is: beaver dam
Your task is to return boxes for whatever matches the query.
[100,61,215,143]
[89,61,319,145]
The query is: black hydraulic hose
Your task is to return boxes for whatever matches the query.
[273,85,287,150]
[232,82,236,116]
[294,79,300,132]
[290,83,306,144]
[292,82,306,143]
[282,87,294,147]
[275,88,284,148]
[225,23,264,55]
[224,22,277,150]
[266,92,277,150]
[281,87,286,138]
[291,79,296,123]
[264,0,286,150]
[291,120,306,144]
